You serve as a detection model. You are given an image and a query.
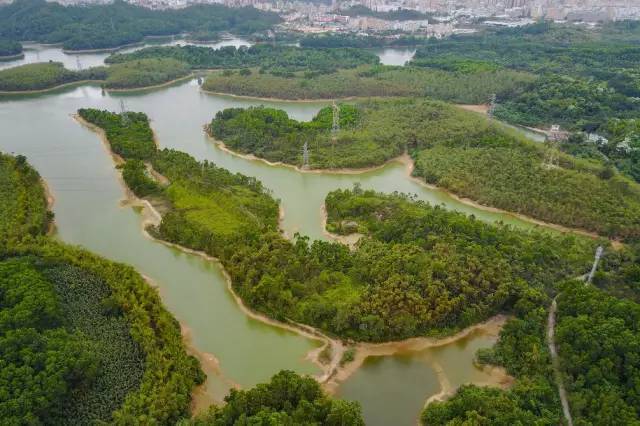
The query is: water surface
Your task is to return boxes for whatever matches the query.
[0,79,528,424]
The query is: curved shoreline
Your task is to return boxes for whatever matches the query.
[1,75,195,96]
[0,80,103,96]
[0,52,25,62]
[324,315,513,396]
[320,204,362,249]
[76,112,517,416]
[400,154,607,242]
[205,131,404,175]
[41,177,57,236]
[106,74,196,93]
[201,88,359,103]
[207,131,609,242]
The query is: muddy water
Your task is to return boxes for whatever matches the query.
[0,79,535,424]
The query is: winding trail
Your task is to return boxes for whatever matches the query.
[547,298,573,426]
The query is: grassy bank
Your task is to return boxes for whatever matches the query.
[0,59,190,92]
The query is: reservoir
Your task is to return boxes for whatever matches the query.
[0,74,539,424]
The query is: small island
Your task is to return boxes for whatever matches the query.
[0,59,191,93]
[0,151,204,424]
[0,0,280,52]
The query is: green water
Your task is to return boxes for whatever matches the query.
[338,328,502,425]
[0,76,534,424]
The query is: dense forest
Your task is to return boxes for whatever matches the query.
[0,153,51,242]
[106,44,379,75]
[208,98,640,241]
[0,39,22,57]
[0,59,190,92]
[73,113,601,342]
[0,0,280,51]
[208,104,398,169]
[185,370,364,425]
[203,64,532,103]
[592,243,640,302]
[410,21,640,131]
[0,62,107,92]
[0,151,204,423]
[423,280,640,424]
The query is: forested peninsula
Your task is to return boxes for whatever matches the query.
[0,59,191,93]
[0,0,280,52]
[77,108,602,343]
[1,142,365,423]
[202,64,531,103]
[106,44,380,75]
[0,152,204,423]
[66,110,640,424]
[0,44,382,93]
[209,99,640,241]
[200,22,640,188]
[423,256,640,425]
[0,39,23,60]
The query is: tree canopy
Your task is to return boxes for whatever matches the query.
[0,0,281,51]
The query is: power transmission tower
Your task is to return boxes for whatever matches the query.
[330,102,340,163]
[302,141,309,169]
[76,56,82,71]
[120,99,130,126]
[543,124,561,169]
[487,93,496,118]
[585,246,604,285]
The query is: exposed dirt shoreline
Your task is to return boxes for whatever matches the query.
[207,130,607,243]
[205,130,405,175]
[77,113,515,415]
[320,204,363,249]
[324,315,513,396]
[201,89,353,103]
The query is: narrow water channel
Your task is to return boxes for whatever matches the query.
[0,77,534,425]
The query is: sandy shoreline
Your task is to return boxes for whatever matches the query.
[324,315,512,394]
